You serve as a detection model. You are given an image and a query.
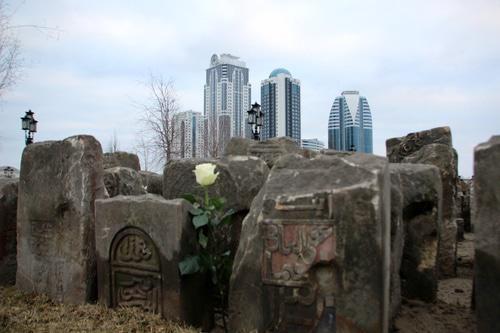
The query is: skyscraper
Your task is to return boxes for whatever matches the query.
[328,91,373,153]
[204,54,251,156]
[261,68,301,142]
[172,110,205,159]
[301,138,325,152]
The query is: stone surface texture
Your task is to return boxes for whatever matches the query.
[229,153,390,333]
[95,195,208,326]
[163,156,269,212]
[139,171,163,195]
[103,167,146,197]
[392,163,442,303]
[103,151,141,171]
[473,135,500,333]
[16,135,106,304]
[0,178,18,285]
[223,137,303,168]
[386,127,458,278]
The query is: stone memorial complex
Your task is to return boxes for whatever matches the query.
[229,153,390,333]
[16,135,106,304]
[473,136,500,333]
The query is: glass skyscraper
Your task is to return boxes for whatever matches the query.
[328,91,373,153]
[261,68,301,142]
[204,54,251,157]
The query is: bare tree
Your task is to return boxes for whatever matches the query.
[0,1,21,98]
[106,130,119,153]
[135,135,152,172]
[138,74,182,168]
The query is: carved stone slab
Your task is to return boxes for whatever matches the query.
[16,135,105,304]
[95,194,209,327]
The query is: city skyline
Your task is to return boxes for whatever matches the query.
[1,0,499,177]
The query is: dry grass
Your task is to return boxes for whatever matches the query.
[0,286,198,333]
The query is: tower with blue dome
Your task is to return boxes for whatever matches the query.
[261,68,301,142]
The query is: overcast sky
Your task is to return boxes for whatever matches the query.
[1,0,499,176]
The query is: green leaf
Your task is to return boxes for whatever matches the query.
[198,229,208,249]
[220,208,236,225]
[209,197,226,210]
[178,256,200,275]
[189,206,204,216]
[182,194,197,204]
[193,213,209,229]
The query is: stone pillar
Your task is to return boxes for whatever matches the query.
[16,135,105,304]
[95,195,208,326]
[474,136,500,333]
[103,151,141,171]
[392,164,441,302]
[229,153,390,333]
[387,127,458,278]
[0,179,18,285]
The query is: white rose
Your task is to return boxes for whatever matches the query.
[193,163,219,186]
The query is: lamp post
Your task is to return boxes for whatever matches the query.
[247,102,263,141]
[21,110,37,145]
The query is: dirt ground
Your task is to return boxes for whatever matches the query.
[393,233,476,333]
[1,234,476,333]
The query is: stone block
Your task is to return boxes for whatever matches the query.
[391,163,441,303]
[163,156,269,212]
[387,127,458,278]
[388,167,404,322]
[473,136,500,333]
[140,171,163,195]
[103,167,146,197]
[103,151,141,171]
[0,179,18,285]
[95,195,208,326]
[16,135,106,304]
[224,136,302,168]
[229,153,390,333]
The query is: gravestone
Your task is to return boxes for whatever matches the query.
[95,195,208,326]
[386,127,458,278]
[388,167,404,322]
[0,179,18,285]
[16,135,105,303]
[103,151,141,171]
[229,153,390,333]
[473,136,500,333]
[224,137,302,168]
[140,170,163,195]
[103,167,146,197]
[391,163,441,302]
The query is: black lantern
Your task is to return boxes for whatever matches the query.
[247,102,263,141]
[21,110,37,145]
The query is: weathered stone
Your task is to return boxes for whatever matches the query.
[473,136,500,333]
[139,170,163,195]
[0,178,18,285]
[103,151,140,171]
[387,127,458,278]
[224,137,302,168]
[16,135,106,304]
[95,195,209,327]
[103,167,146,197]
[386,126,452,163]
[163,156,269,212]
[229,153,390,333]
[391,163,441,303]
[456,218,465,241]
[388,167,404,322]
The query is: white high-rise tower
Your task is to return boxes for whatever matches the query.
[204,54,251,157]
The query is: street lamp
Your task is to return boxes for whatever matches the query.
[21,110,37,145]
[247,102,263,141]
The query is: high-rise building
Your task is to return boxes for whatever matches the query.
[301,138,325,152]
[204,54,251,157]
[261,68,301,142]
[328,91,373,153]
[172,110,205,159]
